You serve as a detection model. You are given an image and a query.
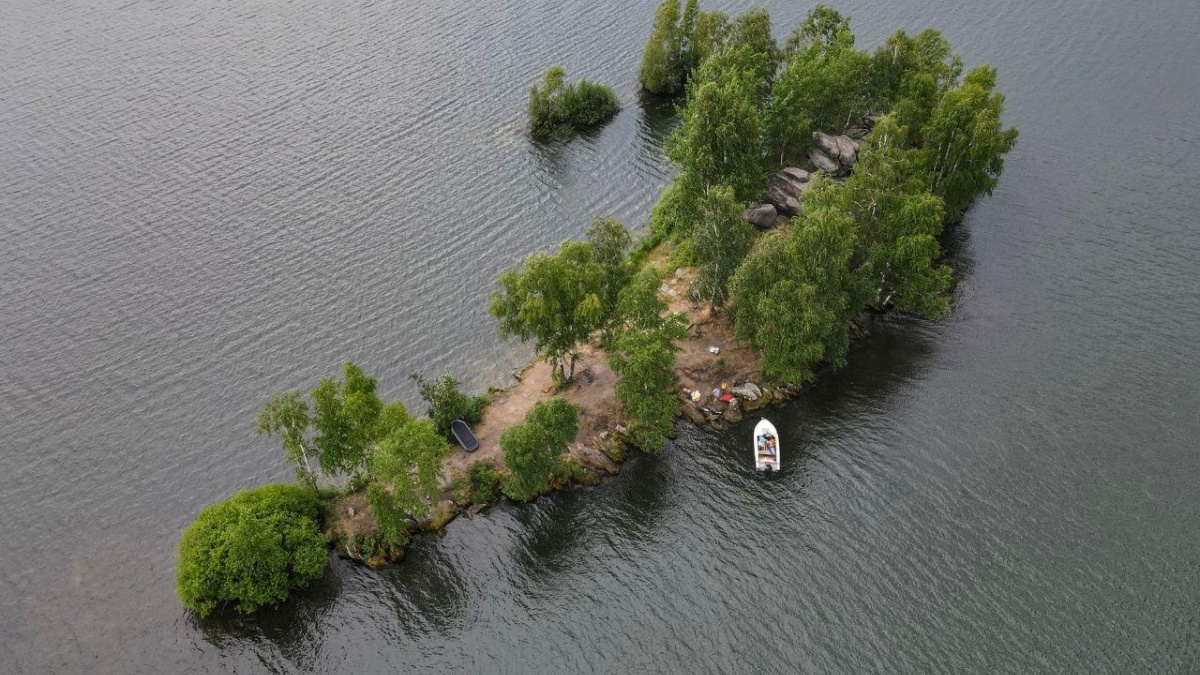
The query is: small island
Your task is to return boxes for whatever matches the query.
[527,66,621,140]
[176,3,1016,618]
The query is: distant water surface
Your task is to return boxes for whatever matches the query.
[1,0,1198,673]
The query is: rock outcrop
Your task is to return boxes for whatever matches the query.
[763,166,812,217]
[813,132,860,172]
[808,147,840,173]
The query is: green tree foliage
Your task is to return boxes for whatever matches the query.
[378,401,411,438]
[807,117,952,316]
[664,44,768,213]
[366,418,449,547]
[615,267,669,331]
[310,362,384,475]
[868,28,962,118]
[410,372,486,440]
[692,184,756,309]
[256,391,316,490]
[608,269,688,451]
[640,0,684,94]
[491,240,605,384]
[176,484,327,617]
[586,217,634,335]
[465,461,504,504]
[731,207,866,383]
[679,0,699,68]
[691,10,731,70]
[528,66,620,140]
[766,31,869,164]
[727,7,779,89]
[784,4,852,55]
[258,363,405,484]
[649,177,695,239]
[500,398,579,501]
[919,65,1019,222]
[640,0,735,94]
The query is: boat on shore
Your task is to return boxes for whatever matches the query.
[753,419,780,471]
[451,419,479,452]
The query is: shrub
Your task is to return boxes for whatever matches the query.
[410,372,486,440]
[176,484,327,617]
[466,461,504,504]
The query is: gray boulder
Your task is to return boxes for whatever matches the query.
[762,166,817,217]
[808,148,840,173]
[764,184,802,216]
[815,132,842,159]
[743,203,778,229]
[835,135,859,166]
[731,382,762,400]
[781,167,810,184]
[764,172,809,216]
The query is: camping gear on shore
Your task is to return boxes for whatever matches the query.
[451,419,479,452]
[753,419,780,471]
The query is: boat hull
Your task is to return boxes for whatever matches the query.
[753,419,780,471]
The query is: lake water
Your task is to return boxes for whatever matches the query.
[2,0,1198,672]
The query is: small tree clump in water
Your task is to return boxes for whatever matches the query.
[529,66,620,140]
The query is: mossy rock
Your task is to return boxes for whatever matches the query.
[742,395,770,413]
[425,501,459,532]
[576,469,603,486]
[722,406,743,425]
[600,436,629,464]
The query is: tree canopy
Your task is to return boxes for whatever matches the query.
[310,361,384,475]
[806,116,953,316]
[766,28,869,165]
[731,206,865,383]
[410,372,486,440]
[608,268,688,451]
[366,418,449,547]
[691,184,756,309]
[500,397,579,501]
[640,0,685,94]
[256,391,316,489]
[587,217,634,339]
[919,65,1019,222]
[662,42,768,229]
[176,484,327,617]
[490,240,606,384]
[784,4,853,56]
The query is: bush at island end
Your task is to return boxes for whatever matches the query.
[176,484,328,617]
[528,66,620,140]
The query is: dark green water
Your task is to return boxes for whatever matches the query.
[2,0,1198,672]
